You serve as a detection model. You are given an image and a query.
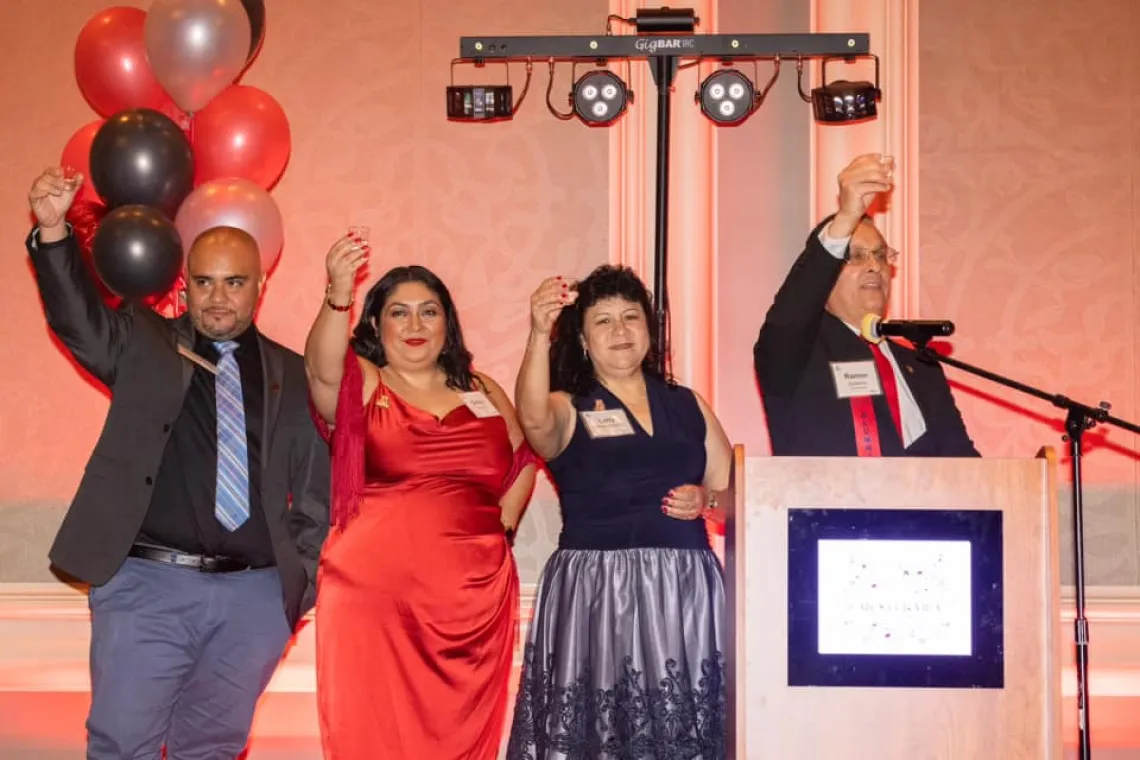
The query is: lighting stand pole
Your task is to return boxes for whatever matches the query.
[914,345,1140,760]
[649,52,678,377]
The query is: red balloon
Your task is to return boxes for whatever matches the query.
[60,120,105,204]
[191,85,291,189]
[74,7,179,118]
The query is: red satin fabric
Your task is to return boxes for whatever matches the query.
[316,379,519,759]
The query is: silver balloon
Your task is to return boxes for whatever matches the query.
[144,0,251,114]
[174,178,284,273]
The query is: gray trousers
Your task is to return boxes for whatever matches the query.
[86,557,292,759]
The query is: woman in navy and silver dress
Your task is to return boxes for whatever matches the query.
[507,265,730,759]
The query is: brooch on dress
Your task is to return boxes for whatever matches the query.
[376,394,390,409]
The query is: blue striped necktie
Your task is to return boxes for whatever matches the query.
[214,341,250,531]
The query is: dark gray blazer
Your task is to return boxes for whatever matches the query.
[27,229,330,629]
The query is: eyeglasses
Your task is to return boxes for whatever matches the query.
[846,247,899,267]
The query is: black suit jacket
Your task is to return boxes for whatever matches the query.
[27,229,330,629]
[753,219,979,458]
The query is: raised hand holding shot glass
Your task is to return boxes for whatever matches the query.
[62,165,82,192]
[348,224,370,247]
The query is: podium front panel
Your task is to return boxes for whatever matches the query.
[727,455,1060,760]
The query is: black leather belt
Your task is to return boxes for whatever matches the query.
[128,544,255,573]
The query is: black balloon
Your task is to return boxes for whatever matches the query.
[89,109,193,219]
[92,205,184,299]
[241,0,266,62]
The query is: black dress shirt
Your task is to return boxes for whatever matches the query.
[137,325,273,566]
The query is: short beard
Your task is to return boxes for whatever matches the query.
[190,314,250,341]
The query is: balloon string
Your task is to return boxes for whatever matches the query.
[159,112,194,318]
[181,113,193,317]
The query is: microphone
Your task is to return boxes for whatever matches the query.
[860,313,955,344]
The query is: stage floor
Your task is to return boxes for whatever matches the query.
[0,693,1137,759]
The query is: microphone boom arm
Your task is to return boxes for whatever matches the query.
[913,345,1139,436]
[914,340,1139,760]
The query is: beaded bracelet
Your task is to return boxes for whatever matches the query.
[325,283,353,312]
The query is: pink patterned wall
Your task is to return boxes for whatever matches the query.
[919,0,1140,584]
[714,0,811,456]
[3,0,1138,591]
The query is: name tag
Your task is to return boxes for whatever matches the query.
[830,360,883,399]
[458,391,500,418]
[579,409,636,439]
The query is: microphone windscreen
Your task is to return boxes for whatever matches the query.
[860,313,882,343]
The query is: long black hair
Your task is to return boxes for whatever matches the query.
[350,265,477,391]
[550,264,671,396]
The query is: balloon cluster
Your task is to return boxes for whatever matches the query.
[63,0,288,314]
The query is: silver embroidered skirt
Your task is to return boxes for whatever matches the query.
[506,547,726,760]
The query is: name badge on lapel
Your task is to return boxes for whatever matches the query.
[830,360,883,399]
[458,391,500,418]
[579,404,636,438]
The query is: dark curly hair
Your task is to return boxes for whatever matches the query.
[550,264,670,396]
[350,265,477,391]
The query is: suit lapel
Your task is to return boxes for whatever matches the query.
[171,315,197,396]
[259,337,285,496]
[820,313,875,362]
[888,340,921,401]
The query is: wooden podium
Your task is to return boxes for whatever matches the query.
[724,447,1061,759]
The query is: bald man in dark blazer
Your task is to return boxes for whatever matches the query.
[26,166,330,759]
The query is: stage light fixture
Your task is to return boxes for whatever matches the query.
[697,69,754,124]
[571,70,630,126]
[695,60,780,127]
[446,60,533,122]
[697,69,752,125]
[446,85,513,122]
[800,55,881,123]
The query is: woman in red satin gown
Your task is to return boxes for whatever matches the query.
[304,234,537,759]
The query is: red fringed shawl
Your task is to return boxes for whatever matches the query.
[309,349,540,530]
[309,350,366,529]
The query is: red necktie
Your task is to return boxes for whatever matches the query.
[868,342,903,437]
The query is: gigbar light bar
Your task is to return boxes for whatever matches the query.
[458,33,869,61]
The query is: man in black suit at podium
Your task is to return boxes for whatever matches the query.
[754,153,978,458]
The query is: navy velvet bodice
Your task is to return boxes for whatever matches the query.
[547,375,710,551]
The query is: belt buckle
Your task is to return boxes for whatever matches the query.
[169,550,199,569]
[198,556,219,573]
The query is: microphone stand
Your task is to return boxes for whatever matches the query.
[913,341,1140,760]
